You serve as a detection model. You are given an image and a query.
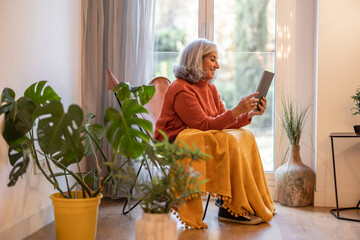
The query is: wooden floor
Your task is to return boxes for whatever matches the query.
[26,198,360,240]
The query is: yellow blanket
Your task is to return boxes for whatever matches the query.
[172,128,275,229]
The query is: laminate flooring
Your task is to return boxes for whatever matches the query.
[25,198,360,240]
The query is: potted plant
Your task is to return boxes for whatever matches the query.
[0,80,156,239]
[351,87,360,134]
[274,98,315,207]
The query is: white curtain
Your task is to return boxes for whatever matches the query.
[81,0,156,197]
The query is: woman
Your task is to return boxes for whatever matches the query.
[155,38,275,228]
[155,39,266,142]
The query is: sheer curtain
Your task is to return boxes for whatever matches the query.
[81,0,156,197]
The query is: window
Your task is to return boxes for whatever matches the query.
[153,0,198,79]
[153,0,276,172]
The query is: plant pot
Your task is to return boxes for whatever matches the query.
[275,145,315,207]
[136,212,177,240]
[50,191,103,240]
[354,125,360,135]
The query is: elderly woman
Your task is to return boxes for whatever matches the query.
[155,38,275,229]
[155,39,266,142]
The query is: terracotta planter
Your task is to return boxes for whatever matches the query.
[354,125,360,135]
[136,212,177,240]
[50,191,103,240]
[275,145,315,207]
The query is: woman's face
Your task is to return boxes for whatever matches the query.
[202,51,220,81]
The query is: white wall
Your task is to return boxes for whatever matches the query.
[0,1,81,239]
[315,0,360,207]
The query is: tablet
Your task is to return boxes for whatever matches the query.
[255,70,274,110]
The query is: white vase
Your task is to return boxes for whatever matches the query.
[136,212,177,240]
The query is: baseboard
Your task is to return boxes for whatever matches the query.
[0,204,54,240]
[314,190,360,207]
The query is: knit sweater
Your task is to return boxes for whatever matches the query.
[154,78,251,141]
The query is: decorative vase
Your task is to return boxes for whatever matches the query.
[354,125,360,135]
[50,191,103,240]
[136,212,177,240]
[275,145,315,207]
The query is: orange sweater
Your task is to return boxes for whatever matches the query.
[154,78,251,141]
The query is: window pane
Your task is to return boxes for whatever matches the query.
[214,0,276,172]
[153,0,198,80]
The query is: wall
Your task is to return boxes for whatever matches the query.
[315,0,360,206]
[0,1,81,239]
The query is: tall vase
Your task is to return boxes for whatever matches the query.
[275,145,315,207]
[136,212,177,240]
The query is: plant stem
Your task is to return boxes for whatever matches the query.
[31,143,66,197]
[44,155,65,197]
[74,156,86,198]
[44,153,93,197]
[84,126,103,188]
[94,172,113,197]
[143,154,153,181]
[64,169,72,198]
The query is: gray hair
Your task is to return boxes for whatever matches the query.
[173,38,217,83]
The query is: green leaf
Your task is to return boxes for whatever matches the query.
[0,103,11,117]
[2,97,36,143]
[24,81,61,107]
[104,105,151,159]
[34,101,84,167]
[138,85,155,105]
[113,82,155,106]
[7,138,32,186]
[114,82,131,102]
[122,99,149,117]
[82,123,105,156]
[84,173,95,187]
[1,88,15,104]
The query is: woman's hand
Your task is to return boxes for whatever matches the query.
[231,92,259,119]
[248,97,267,119]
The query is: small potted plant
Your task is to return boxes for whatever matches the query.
[0,80,156,239]
[134,136,208,240]
[351,87,360,134]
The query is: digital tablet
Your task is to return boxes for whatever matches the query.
[255,70,274,110]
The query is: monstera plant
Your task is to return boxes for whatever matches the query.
[0,81,156,199]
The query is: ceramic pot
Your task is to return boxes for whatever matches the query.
[275,145,315,207]
[50,191,102,240]
[354,125,360,135]
[136,212,177,240]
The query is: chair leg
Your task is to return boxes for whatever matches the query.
[122,162,144,215]
[202,193,211,220]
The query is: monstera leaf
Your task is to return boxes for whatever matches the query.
[105,99,153,159]
[114,82,155,105]
[137,84,156,106]
[34,101,84,167]
[7,137,32,186]
[24,81,61,107]
[0,88,36,143]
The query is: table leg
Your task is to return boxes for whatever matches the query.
[330,137,340,218]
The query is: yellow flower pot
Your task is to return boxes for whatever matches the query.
[50,191,103,240]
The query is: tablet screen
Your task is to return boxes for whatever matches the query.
[255,70,274,110]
